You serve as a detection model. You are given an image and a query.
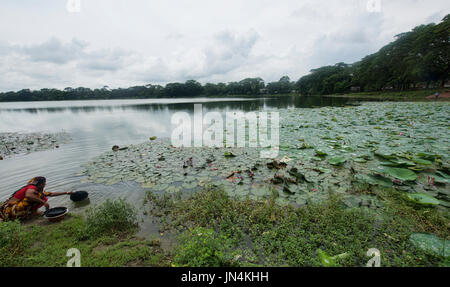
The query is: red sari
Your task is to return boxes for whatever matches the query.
[0,185,50,221]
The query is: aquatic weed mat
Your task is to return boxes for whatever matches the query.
[0,131,70,159]
[79,102,449,209]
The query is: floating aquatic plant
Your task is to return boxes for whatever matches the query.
[78,102,449,208]
[409,233,449,257]
[405,193,440,207]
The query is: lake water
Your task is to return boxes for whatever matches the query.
[0,96,355,225]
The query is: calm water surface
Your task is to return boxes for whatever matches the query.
[0,96,355,233]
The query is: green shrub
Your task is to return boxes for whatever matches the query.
[0,220,26,266]
[85,198,138,238]
[0,220,23,247]
[174,227,239,267]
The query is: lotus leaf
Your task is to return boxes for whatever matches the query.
[316,249,349,267]
[409,233,449,257]
[328,156,346,166]
[406,193,440,206]
[375,166,417,181]
[412,158,433,165]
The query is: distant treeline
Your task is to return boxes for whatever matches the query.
[297,15,450,95]
[0,78,287,102]
[0,15,448,102]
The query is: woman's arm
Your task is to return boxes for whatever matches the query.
[46,191,73,197]
[25,189,50,209]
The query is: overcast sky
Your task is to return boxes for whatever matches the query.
[0,0,448,92]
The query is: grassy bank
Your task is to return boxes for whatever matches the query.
[151,188,375,267]
[147,185,449,267]
[0,199,170,267]
[1,186,448,267]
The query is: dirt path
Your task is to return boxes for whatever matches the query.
[425,91,450,100]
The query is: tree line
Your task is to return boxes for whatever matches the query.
[0,77,283,102]
[0,15,448,102]
[297,15,449,95]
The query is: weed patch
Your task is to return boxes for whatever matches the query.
[84,198,139,238]
[146,185,449,266]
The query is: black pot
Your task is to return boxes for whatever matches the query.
[44,207,68,218]
[70,191,89,202]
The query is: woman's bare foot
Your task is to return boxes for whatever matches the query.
[31,210,43,217]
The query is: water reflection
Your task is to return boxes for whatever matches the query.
[0,96,352,114]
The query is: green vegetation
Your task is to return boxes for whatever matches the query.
[83,198,139,239]
[173,227,239,267]
[0,220,24,261]
[146,186,449,267]
[0,78,270,102]
[266,76,294,94]
[80,102,449,211]
[0,199,168,267]
[1,185,448,267]
[409,233,449,258]
[297,15,449,95]
[0,217,168,267]
[0,132,70,159]
[316,248,350,267]
[405,193,441,207]
[71,100,449,267]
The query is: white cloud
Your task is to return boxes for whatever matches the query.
[21,37,87,64]
[77,48,134,71]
